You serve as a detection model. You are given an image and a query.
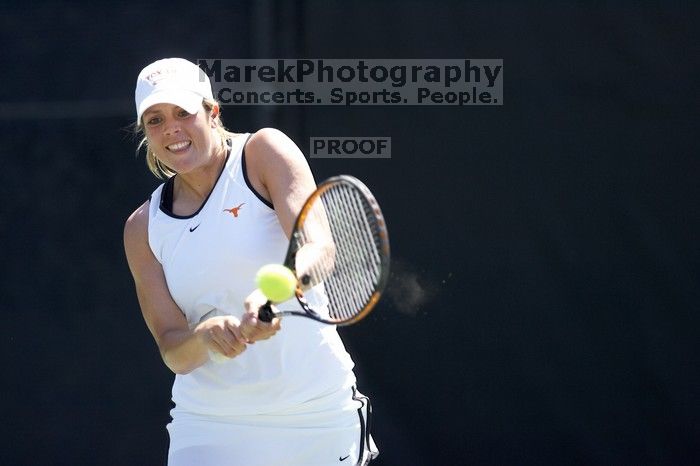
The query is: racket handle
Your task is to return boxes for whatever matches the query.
[258,301,275,322]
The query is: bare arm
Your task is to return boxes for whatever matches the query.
[245,128,317,238]
[244,128,332,283]
[123,201,250,374]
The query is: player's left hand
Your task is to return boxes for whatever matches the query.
[241,289,282,342]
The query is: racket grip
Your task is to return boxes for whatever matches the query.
[258,301,275,322]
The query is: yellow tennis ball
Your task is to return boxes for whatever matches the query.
[256,264,297,302]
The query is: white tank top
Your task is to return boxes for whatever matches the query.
[148,134,356,416]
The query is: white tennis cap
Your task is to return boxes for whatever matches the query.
[135,58,213,121]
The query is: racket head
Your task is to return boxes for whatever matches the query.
[283,175,390,325]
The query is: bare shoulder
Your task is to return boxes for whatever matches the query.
[246,128,306,165]
[245,128,313,201]
[123,200,150,251]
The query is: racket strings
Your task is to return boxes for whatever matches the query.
[334,188,381,305]
[327,193,366,320]
[324,189,371,320]
[298,183,384,322]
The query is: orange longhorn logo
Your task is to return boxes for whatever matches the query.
[223,203,245,217]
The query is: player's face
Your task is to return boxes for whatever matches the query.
[142,102,218,175]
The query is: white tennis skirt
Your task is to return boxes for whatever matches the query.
[166,386,378,466]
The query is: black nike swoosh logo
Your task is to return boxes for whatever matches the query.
[339,455,350,461]
[189,224,200,232]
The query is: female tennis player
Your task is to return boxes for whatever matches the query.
[123,58,377,465]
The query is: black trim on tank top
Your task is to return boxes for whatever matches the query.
[159,139,233,219]
[242,133,275,210]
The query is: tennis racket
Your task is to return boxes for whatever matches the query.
[258,175,390,326]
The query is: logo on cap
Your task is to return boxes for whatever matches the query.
[146,68,178,85]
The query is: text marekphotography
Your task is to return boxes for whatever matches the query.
[310,137,391,159]
[197,59,503,106]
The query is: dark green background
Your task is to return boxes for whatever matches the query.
[1,2,698,465]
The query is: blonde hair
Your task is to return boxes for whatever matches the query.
[135,98,238,179]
